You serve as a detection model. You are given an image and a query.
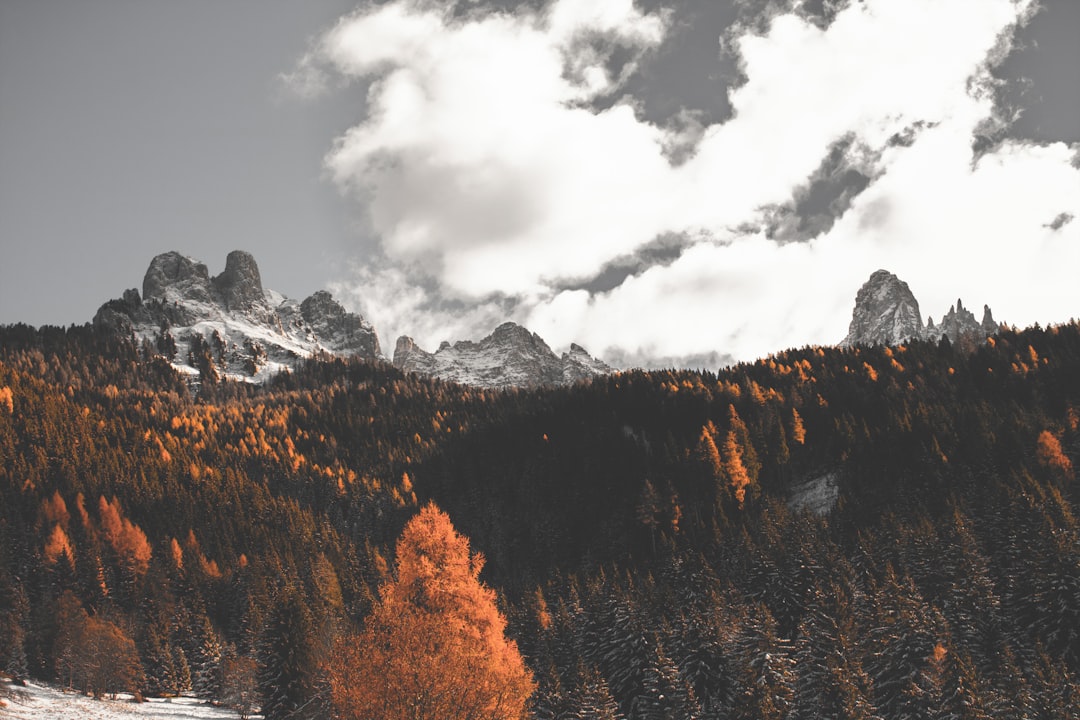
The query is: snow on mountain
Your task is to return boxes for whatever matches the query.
[842,270,1000,347]
[393,322,612,389]
[94,251,380,384]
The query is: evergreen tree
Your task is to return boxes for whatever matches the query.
[258,590,320,720]
[730,606,794,720]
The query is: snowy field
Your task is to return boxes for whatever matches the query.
[2,681,256,720]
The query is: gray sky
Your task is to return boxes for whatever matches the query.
[2,0,1078,366]
[0,0,363,324]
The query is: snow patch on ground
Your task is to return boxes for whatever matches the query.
[2,681,256,720]
[788,472,839,515]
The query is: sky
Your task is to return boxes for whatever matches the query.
[1,0,1078,368]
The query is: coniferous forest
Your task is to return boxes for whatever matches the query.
[2,321,1079,718]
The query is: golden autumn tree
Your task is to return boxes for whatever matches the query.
[722,405,760,505]
[327,502,535,720]
[1037,429,1074,479]
[696,424,722,479]
[791,408,806,445]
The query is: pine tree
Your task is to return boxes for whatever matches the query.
[730,606,794,720]
[185,608,224,699]
[258,590,320,720]
[793,584,878,720]
[141,625,184,696]
[631,645,699,720]
[864,568,943,720]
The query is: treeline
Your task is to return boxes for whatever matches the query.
[1,321,1078,717]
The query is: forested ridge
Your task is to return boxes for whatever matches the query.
[1,320,1079,718]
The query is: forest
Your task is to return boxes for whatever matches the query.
[1,320,1079,718]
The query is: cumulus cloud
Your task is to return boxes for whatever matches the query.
[293,0,1080,366]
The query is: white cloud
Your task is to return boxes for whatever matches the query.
[327,262,524,362]
[310,0,678,300]
[297,0,1079,365]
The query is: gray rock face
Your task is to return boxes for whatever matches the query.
[212,250,265,313]
[393,322,612,388]
[300,290,381,359]
[929,299,980,344]
[393,336,432,374]
[925,300,1001,345]
[142,251,215,323]
[842,270,1001,348]
[841,270,925,346]
[563,343,615,384]
[981,305,998,335]
[95,250,381,383]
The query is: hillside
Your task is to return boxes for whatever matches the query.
[2,321,1079,717]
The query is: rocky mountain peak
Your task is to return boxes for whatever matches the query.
[142,251,214,306]
[841,270,924,347]
[842,270,1002,348]
[212,250,265,312]
[487,322,553,354]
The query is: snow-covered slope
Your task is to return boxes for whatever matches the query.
[842,270,1000,347]
[393,322,612,389]
[94,251,380,384]
[1,680,253,720]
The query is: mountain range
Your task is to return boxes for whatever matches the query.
[93,252,999,389]
[94,250,609,389]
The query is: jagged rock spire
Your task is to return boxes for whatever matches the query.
[842,271,1002,347]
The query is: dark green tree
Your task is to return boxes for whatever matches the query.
[258,591,321,720]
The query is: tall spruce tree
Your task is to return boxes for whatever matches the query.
[258,590,320,720]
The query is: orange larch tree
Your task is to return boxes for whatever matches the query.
[1037,429,1074,479]
[327,502,535,720]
